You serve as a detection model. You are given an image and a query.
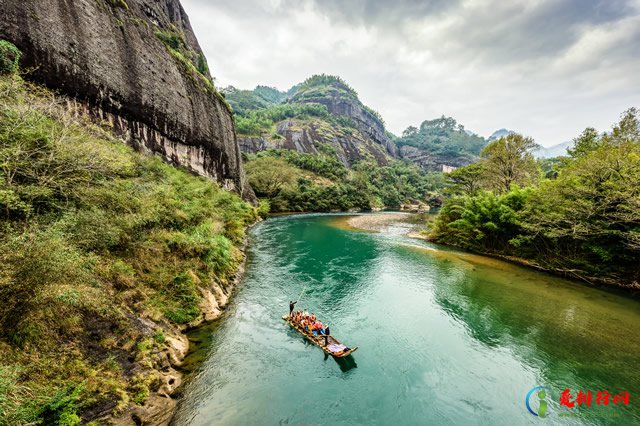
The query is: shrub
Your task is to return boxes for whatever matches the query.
[0,40,21,75]
[0,74,257,421]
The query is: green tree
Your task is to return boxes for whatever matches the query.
[446,162,485,195]
[480,133,540,193]
[244,156,298,197]
[567,127,600,158]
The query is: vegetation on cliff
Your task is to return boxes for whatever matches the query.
[0,73,257,424]
[227,74,382,138]
[431,109,640,288]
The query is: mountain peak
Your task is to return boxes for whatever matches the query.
[488,128,516,141]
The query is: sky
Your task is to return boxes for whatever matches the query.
[182,0,640,147]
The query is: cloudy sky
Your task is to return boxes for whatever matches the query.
[182,0,640,146]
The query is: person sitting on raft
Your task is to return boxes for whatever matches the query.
[323,325,330,346]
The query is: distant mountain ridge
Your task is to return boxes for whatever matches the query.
[488,128,516,141]
[534,140,573,158]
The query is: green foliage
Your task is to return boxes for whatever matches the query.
[397,116,487,164]
[0,75,256,421]
[480,133,540,193]
[195,53,209,76]
[445,162,485,195]
[431,187,532,252]
[294,74,359,102]
[538,157,563,179]
[253,86,287,104]
[154,30,185,51]
[153,330,166,345]
[38,385,83,426]
[235,103,330,136]
[223,86,286,116]
[0,367,42,425]
[567,127,600,158]
[0,40,21,75]
[245,150,446,212]
[432,108,640,287]
[229,74,387,138]
[244,156,299,198]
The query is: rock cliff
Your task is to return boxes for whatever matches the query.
[293,88,398,160]
[240,118,393,166]
[230,76,398,166]
[0,0,254,200]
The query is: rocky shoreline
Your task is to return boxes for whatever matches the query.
[112,232,255,425]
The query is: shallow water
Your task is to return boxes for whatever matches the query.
[172,214,640,425]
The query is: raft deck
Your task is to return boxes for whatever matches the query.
[282,315,358,358]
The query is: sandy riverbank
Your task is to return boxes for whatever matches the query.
[345,212,413,232]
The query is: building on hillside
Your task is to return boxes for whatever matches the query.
[440,164,457,173]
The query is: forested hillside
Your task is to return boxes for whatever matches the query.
[227,74,397,165]
[431,109,640,288]
[396,116,488,169]
[245,150,444,212]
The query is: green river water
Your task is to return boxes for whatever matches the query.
[172,214,640,425]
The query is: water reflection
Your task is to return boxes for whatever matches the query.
[256,215,381,316]
[400,244,640,423]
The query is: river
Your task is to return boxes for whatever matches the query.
[172,214,640,425]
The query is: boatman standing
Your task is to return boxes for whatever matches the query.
[289,300,297,318]
[324,325,330,346]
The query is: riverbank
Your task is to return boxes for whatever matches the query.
[342,212,640,293]
[0,75,261,425]
[114,242,251,425]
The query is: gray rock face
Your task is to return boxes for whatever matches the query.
[1,0,254,201]
[239,118,392,166]
[306,95,398,158]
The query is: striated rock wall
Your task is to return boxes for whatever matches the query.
[1,0,254,200]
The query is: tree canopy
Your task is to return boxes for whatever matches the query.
[431,108,640,288]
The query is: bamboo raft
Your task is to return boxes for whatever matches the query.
[282,315,358,358]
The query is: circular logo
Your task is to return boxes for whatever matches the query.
[526,386,549,417]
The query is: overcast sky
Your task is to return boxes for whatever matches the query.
[182,0,640,146]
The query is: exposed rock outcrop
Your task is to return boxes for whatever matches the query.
[0,0,254,200]
[299,93,398,158]
[235,78,397,166]
[240,118,393,166]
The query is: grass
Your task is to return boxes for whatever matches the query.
[0,74,257,424]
